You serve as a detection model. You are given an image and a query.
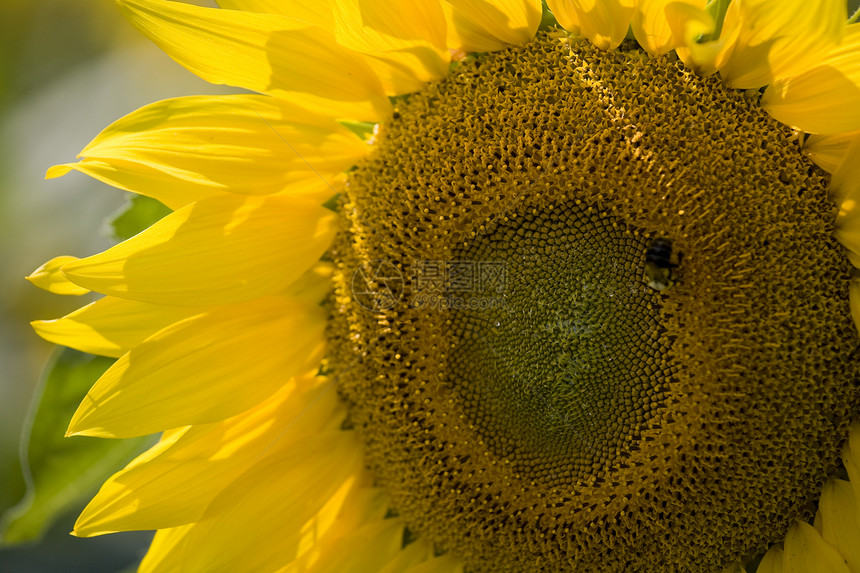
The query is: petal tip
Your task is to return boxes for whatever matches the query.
[45,164,73,180]
[66,427,113,439]
[27,256,90,295]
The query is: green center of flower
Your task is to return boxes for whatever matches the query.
[448,205,670,487]
[328,33,860,572]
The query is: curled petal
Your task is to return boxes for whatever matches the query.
[632,0,705,56]
[804,131,860,174]
[718,0,845,89]
[547,0,635,51]
[443,0,542,52]
[669,2,736,76]
[762,25,860,135]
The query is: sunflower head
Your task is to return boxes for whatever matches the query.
[329,33,860,571]
[24,1,860,572]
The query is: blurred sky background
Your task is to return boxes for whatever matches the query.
[0,1,224,571]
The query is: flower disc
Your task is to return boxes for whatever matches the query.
[329,35,860,572]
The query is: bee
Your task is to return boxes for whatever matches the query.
[644,238,680,291]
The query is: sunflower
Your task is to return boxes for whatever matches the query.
[26,0,860,571]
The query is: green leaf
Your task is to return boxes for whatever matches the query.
[321,193,342,213]
[539,0,559,32]
[339,120,376,141]
[0,348,154,546]
[108,195,171,241]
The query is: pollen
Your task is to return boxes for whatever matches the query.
[328,34,860,572]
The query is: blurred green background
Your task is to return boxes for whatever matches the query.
[0,1,223,571]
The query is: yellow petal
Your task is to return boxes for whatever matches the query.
[845,420,860,504]
[544,0,579,35]
[142,1,386,118]
[73,376,341,535]
[216,0,332,28]
[332,0,450,95]
[804,131,860,174]
[179,431,364,572]
[832,136,860,204]
[26,256,90,295]
[816,479,860,573]
[546,0,635,50]
[718,0,845,89]
[286,514,465,573]
[632,0,705,56]
[850,280,860,338]
[782,521,851,573]
[833,138,860,268]
[67,296,326,438]
[74,428,189,535]
[757,544,784,573]
[61,194,335,306]
[377,540,440,573]
[115,0,388,115]
[276,90,395,123]
[138,525,191,573]
[276,486,391,573]
[284,262,334,304]
[220,0,448,96]
[32,297,201,358]
[762,25,860,135]
[443,0,542,52]
[668,2,735,76]
[274,174,346,201]
[404,554,466,573]
[49,95,367,211]
[301,519,406,573]
[46,163,200,213]
[441,3,507,52]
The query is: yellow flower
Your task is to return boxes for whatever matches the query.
[27,0,860,571]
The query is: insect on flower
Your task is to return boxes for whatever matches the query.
[644,237,681,291]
